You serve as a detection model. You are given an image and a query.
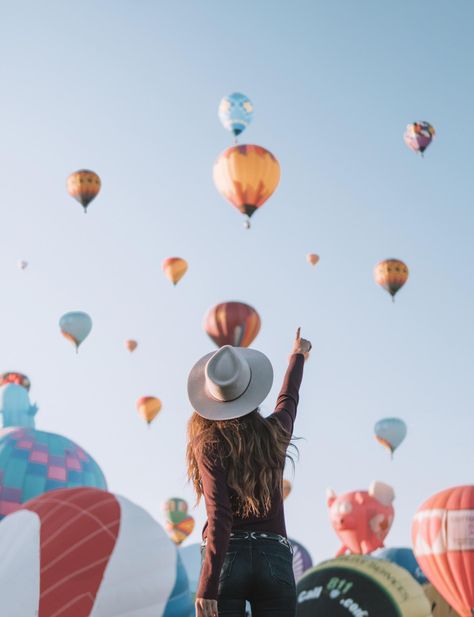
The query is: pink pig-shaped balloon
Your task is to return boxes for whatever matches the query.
[327,481,395,556]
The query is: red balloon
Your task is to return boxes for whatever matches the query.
[203,301,261,347]
[412,485,474,617]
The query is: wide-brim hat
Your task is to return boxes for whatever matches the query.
[187,345,273,421]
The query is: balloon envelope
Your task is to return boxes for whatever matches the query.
[413,485,474,617]
[162,258,188,286]
[17,260,28,270]
[203,301,261,347]
[374,259,409,300]
[163,498,189,524]
[136,396,162,425]
[376,547,428,584]
[283,479,292,500]
[404,122,435,155]
[374,418,407,456]
[218,92,254,136]
[125,339,138,352]
[0,487,178,617]
[296,555,432,617]
[59,311,92,351]
[66,169,101,212]
[307,253,320,266]
[290,538,313,582]
[165,515,195,546]
[213,145,280,221]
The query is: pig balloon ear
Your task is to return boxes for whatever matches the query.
[326,487,336,506]
[369,481,395,506]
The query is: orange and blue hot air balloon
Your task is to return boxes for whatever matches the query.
[374,418,407,458]
[136,396,162,426]
[374,259,409,301]
[203,301,261,348]
[213,145,280,228]
[59,311,92,352]
[162,258,188,286]
[218,92,254,138]
[67,169,101,213]
[404,122,435,156]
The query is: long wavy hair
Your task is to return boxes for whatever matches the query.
[187,410,296,518]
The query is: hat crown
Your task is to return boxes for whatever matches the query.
[205,346,251,403]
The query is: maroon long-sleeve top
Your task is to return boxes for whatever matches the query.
[196,353,305,599]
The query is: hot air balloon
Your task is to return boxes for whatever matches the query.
[307,253,320,267]
[136,396,162,426]
[374,418,407,458]
[290,538,313,582]
[67,169,101,213]
[327,482,395,555]
[0,487,180,616]
[164,552,194,617]
[59,311,92,352]
[17,260,28,270]
[125,339,138,352]
[162,258,188,286]
[283,479,292,500]
[163,498,189,524]
[203,301,261,347]
[404,122,435,156]
[374,259,409,301]
[165,515,195,546]
[218,92,254,138]
[213,145,280,228]
[296,555,432,617]
[413,485,474,617]
[0,371,31,390]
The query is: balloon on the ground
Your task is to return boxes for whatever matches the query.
[0,487,178,616]
[218,92,254,137]
[136,396,162,425]
[17,260,28,270]
[163,552,194,617]
[59,311,92,352]
[67,169,101,212]
[162,258,188,286]
[290,538,313,582]
[296,554,432,617]
[213,145,280,226]
[0,372,31,390]
[125,339,138,352]
[374,259,409,301]
[307,253,320,266]
[404,122,435,156]
[376,547,428,584]
[163,498,189,524]
[374,418,407,457]
[413,485,474,617]
[180,543,201,598]
[203,301,261,347]
[327,481,395,555]
[283,479,292,500]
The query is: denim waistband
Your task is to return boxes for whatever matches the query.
[202,531,292,551]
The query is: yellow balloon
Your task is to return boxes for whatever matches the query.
[136,396,162,425]
[162,257,188,286]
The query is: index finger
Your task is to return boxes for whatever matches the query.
[296,327,301,340]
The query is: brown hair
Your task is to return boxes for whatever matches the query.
[186,410,296,518]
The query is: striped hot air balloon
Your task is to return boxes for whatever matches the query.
[374,259,409,301]
[203,301,261,348]
[66,169,101,213]
[162,258,188,286]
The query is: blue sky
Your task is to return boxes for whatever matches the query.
[0,0,473,562]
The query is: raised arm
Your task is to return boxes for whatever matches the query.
[196,446,233,601]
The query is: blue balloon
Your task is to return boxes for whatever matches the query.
[376,547,428,585]
[218,92,254,137]
[163,552,194,617]
[374,417,407,456]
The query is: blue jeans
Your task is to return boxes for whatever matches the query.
[202,537,296,617]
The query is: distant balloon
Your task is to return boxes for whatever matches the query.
[374,418,407,458]
[327,481,395,555]
[136,396,162,426]
[59,311,92,352]
[218,92,254,137]
[283,479,292,500]
[125,339,138,352]
[213,145,280,227]
[17,260,28,270]
[165,515,195,546]
[404,122,435,156]
[162,258,188,286]
[289,538,313,582]
[413,485,474,617]
[203,301,261,347]
[67,169,101,213]
[0,372,31,391]
[307,253,320,267]
[374,259,409,301]
[163,498,189,525]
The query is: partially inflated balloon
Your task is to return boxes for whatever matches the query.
[59,311,92,352]
[374,259,409,301]
[413,485,474,617]
[283,479,292,500]
[374,418,407,458]
[162,258,188,286]
[125,339,138,352]
[404,122,435,156]
[136,396,162,425]
[204,301,261,347]
[218,92,254,137]
[67,169,101,213]
[307,254,320,267]
[213,145,280,226]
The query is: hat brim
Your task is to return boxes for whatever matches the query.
[188,348,274,421]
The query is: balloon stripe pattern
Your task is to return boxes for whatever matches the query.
[374,259,409,300]
[204,301,261,348]
[412,485,474,617]
[66,169,101,212]
[213,145,280,219]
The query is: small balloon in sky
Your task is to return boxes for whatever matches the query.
[125,339,138,352]
[218,92,254,137]
[306,253,319,267]
[66,169,101,213]
[374,417,407,458]
[17,260,28,270]
[404,122,435,156]
[162,257,188,286]
[374,259,409,302]
[59,311,92,353]
[136,396,162,426]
